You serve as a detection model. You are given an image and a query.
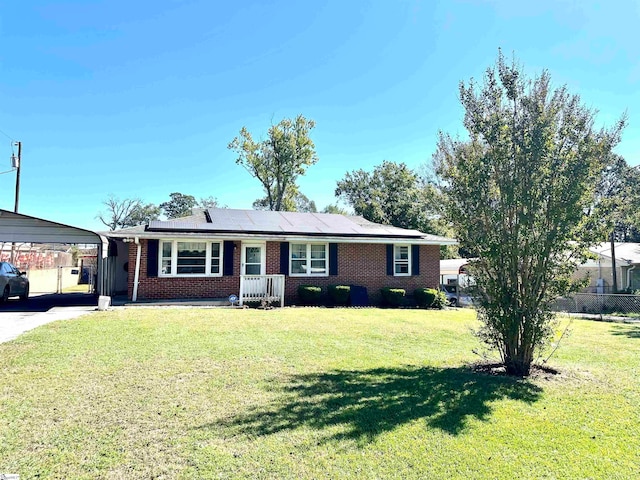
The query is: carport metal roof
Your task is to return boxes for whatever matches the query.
[0,209,102,244]
[0,209,112,296]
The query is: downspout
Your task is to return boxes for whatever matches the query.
[132,237,141,302]
[98,235,109,296]
[626,265,636,292]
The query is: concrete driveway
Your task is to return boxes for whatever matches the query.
[0,293,99,343]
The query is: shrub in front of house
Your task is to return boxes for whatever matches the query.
[431,290,448,309]
[328,285,351,306]
[414,288,447,309]
[298,285,322,305]
[414,288,436,308]
[380,287,405,307]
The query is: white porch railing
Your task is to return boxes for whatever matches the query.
[239,274,285,307]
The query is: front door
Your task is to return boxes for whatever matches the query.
[242,243,265,276]
[241,243,266,300]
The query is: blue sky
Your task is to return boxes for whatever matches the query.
[1,0,638,231]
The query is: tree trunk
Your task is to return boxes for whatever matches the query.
[504,352,532,376]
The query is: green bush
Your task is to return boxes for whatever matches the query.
[414,288,448,309]
[431,290,448,309]
[297,285,322,305]
[328,285,351,305]
[380,287,406,307]
[414,288,436,308]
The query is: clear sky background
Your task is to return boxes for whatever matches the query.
[1,0,638,231]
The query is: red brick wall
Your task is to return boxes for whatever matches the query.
[273,242,439,304]
[128,240,440,303]
[127,240,241,300]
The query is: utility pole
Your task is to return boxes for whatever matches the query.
[10,141,21,264]
[11,141,21,213]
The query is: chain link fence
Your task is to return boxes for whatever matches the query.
[553,293,640,315]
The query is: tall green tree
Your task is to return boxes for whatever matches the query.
[125,202,161,226]
[335,160,442,234]
[198,196,225,210]
[228,115,318,211]
[251,188,317,212]
[592,154,640,291]
[160,192,198,219]
[322,204,350,215]
[435,52,625,376]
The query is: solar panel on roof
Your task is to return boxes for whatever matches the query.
[146,208,430,238]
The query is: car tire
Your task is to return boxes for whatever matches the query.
[19,285,29,301]
[1,286,9,303]
[449,298,457,307]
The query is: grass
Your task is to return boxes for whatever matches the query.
[0,307,638,479]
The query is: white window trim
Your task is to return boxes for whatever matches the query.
[394,244,411,277]
[289,242,329,277]
[158,239,224,277]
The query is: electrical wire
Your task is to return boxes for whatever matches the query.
[0,168,17,175]
[0,127,15,142]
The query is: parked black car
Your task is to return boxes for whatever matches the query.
[0,261,29,302]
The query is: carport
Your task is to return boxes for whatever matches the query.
[0,209,114,301]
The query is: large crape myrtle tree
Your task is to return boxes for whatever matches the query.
[435,52,625,376]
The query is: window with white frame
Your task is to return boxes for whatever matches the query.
[159,240,223,276]
[290,243,328,276]
[394,244,411,276]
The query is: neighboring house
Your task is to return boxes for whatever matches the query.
[106,208,456,305]
[439,258,473,286]
[576,242,640,293]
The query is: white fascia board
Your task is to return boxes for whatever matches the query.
[110,231,457,246]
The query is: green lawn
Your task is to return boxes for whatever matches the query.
[1,308,638,479]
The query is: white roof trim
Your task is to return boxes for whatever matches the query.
[108,231,457,245]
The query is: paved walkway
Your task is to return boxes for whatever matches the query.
[0,293,99,344]
[0,306,98,343]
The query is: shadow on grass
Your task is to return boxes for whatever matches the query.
[205,365,542,442]
[610,324,640,339]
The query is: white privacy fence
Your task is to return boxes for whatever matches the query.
[239,275,285,307]
[553,293,640,315]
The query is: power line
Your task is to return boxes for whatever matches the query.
[0,127,15,142]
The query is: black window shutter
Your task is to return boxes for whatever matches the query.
[280,242,289,275]
[147,239,159,277]
[329,243,338,276]
[223,241,234,276]
[386,244,394,276]
[412,244,420,276]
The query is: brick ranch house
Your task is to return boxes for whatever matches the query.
[106,208,456,305]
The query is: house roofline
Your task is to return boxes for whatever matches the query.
[106,231,457,246]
